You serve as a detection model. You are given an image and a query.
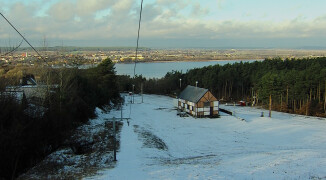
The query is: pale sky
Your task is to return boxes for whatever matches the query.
[1,0,326,48]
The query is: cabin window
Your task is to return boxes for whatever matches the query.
[204,101,210,107]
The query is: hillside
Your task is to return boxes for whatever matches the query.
[86,94,326,179]
[19,94,326,179]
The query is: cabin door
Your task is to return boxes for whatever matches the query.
[204,101,210,116]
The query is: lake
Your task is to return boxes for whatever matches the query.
[114,60,259,78]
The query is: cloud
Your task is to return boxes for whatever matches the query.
[48,1,75,21]
[190,3,210,17]
[217,0,225,9]
[141,3,162,22]
[112,0,133,12]
[156,0,186,7]
[75,0,114,16]
[1,0,326,48]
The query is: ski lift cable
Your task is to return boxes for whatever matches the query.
[129,96,132,118]
[133,0,144,77]
[129,0,144,119]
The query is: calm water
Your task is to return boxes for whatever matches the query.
[114,60,258,78]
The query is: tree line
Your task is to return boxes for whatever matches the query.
[119,57,326,117]
[0,58,121,179]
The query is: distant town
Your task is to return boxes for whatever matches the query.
[1,47,326,67]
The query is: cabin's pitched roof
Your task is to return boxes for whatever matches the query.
[178,85,208,103]
[22,75,37,86]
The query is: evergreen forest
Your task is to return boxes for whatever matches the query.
[119,57,326,117]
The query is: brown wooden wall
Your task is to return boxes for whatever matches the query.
[197,91,218,108]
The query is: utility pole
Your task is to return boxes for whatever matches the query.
[324,80,326,114]
[179,78,182,88]
[112,117,117,161]
[306,95,309,116]
[108,115,131,161]
[141,82,143,103]
[121,102,123,121]
[132,84,135,104]
[280,94,283,111]
[269,94,272,118]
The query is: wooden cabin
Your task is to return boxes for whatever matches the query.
[5,75,58,105]
[178,85,219,117]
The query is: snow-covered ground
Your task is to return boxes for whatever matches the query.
[86,94,326,180]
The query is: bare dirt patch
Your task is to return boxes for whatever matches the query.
[133,125,168,151]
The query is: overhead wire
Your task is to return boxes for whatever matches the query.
[0,12,62,85]
[133,0,144,77]
[0,13,47,62]
[2,4,145,117]
[1,12,63,108]
[0,38,24,88]
[0,39,23,57]
[129,0,144,119]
